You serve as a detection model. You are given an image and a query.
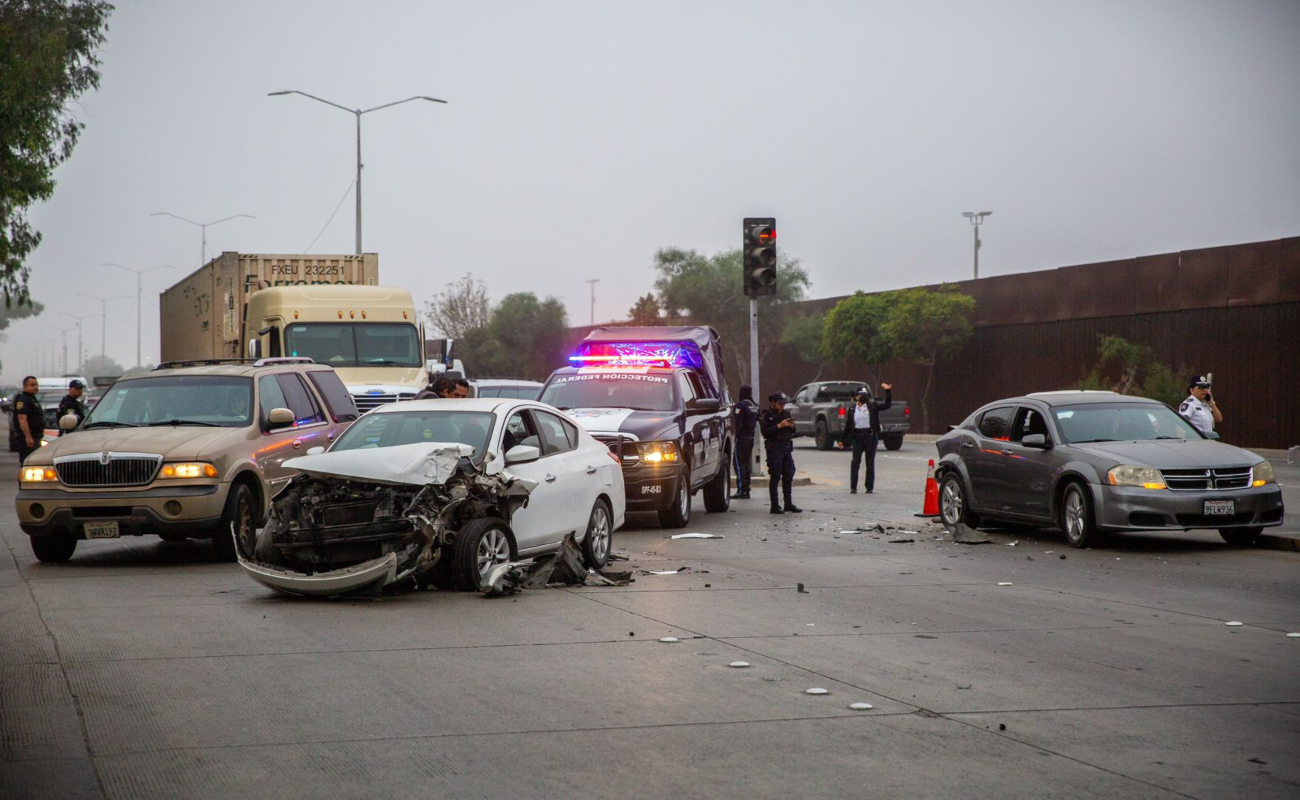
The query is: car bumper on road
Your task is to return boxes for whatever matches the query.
[1091,483,1284,531]
[622,465,686,512]
[17,483,227,539]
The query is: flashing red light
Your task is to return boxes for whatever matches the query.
[838,407,845,418]
[904,406,910,416]
[758,229,775,242]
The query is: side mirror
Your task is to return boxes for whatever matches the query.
[1020,433,1050,449]
[59,414,80,431]
[267,407,295,428]
[687,398,721,415]
[306,446,325,456]
[1206,430,1221,441]
[505,444,540,465]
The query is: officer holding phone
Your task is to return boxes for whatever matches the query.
[1178,374,1222,436]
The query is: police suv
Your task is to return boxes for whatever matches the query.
[538,327,735,528]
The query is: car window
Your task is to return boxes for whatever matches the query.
[258,374,289,424]
[476,386,500,398]
[306,370,359,423]
[502,411,541,454]
[794,387,810,403]
[678,373,697,404]
[331,410,495,459]
[501,385,541,400]
[977,406,1015,441]
[1011,407,1049,442]
[275,373,324,426]
[685,372,707,399]
[534,410,576,455]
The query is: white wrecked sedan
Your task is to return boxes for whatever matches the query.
[235,398,626,596]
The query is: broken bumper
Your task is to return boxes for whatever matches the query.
[237,551,399,597]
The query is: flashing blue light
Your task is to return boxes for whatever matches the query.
[570,341,706,370]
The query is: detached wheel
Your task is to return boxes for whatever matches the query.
[814,420,834,451]
[582,499,613,569]
[883,435,904,451]
[452,518,516,591]
[30,535,77,563]
[939,473,981,529]
[702,455,730,513]
[1219,527,1262,546]
[214,483,253,562]
[657,474,692,529]
[1061,483,1099,548]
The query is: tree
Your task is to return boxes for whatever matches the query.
[779,311,828,381]
[468,292,569,380]
[78,353,122,377]
[876,286,975,433]
[0,0,114,305]
[652,247,810,391]
[1078,335,1185,408]
[424,272,491,338]
[821,292,893,385]
[626,293,660,326]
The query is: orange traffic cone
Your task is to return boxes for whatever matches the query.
[915,459,940,517]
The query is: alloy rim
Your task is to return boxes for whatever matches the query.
[589,506,610,560]
[235,496,254,554]
[1065,491,1085,541]
[476,528,510,577]
[679,480,689,516]
[941,481,962,524]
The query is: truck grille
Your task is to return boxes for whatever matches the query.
[352,392,416,413]
[592,433,639,465]
[1161,467,1253,491]
[55,454,162,487]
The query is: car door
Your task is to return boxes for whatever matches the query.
[966,405,1016,512]
[305,369,360,445]
[254,374,304,497]
[686,371,721,479]
[999,405,1057,518]
[533,408,595,535]
[676,372,707,485]
[498,409,568,553]
[788,386,811,433]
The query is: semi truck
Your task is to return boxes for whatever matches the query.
[160,252,429,412]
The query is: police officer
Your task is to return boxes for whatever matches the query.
[10,376,45,465]
[760,391,801,514]
[57,379,88,428]
[730,385,758,499]
[1178,374,1222,436]
[840,383,892,494]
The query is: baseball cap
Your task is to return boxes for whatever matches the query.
[1188,374,1210,388]
[768,391,790,403]
[68,379,85,389]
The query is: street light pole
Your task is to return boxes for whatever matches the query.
[585,279,599,326]
[59,313,98,373]
[268,90,447,255]
[75,294,131,366]
[150,213,255,265]
[105,263,175,368]
[961,211,993,280]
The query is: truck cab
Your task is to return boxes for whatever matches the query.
[537,327,734,528]
[244,285,429,413]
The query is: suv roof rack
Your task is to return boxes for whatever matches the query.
[154,357,316,371]
[253,357,316,367]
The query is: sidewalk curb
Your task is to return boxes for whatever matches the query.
[1259,533,1300,552]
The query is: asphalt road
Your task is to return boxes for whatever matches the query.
[2,442,1297,799]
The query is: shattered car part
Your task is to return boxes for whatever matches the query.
[236,443,536,597]
[480,534,633,596]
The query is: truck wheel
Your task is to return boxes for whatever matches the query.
[702,456,730,513]
[1219,527,1262,546]
[883,435,904,451]
[452,518,516,591]
[30,535,77,563]
[814,420,834,451]
[213,483,253,562]
[582,499,613,568]
[658,475,692,529]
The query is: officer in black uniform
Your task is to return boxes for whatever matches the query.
[57,379,88,428]
[840,383,892,494]
[760,391,801,514]
[10,376,45,465]
[730,384,758,499]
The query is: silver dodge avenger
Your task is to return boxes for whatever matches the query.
[935,391,1284,547]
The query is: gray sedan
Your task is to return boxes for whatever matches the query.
[934,391,1284,547]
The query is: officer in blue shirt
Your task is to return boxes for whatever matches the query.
[730,385,758,499]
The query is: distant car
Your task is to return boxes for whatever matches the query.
[471,379,542,400]
[934,391,1284,547]
[786,380,911,450]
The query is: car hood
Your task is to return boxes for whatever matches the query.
[32,426,245,464]
[283,442,475,486]
[1070,439,1262,469]
[563,407,680,442]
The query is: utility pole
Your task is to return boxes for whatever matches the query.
[585,279,600,326]
[962,211,992,280]
[59,313,98,373]
[150,213,254,265]
[105,263,175,368]
[76,294,131,368]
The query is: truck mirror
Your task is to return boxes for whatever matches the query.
[59,414,80,431]
[687,398,721,414]
[267,407,295,427]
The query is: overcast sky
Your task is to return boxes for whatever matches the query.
[5,0,1299,380]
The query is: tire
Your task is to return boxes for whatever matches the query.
[1060,482,1100,548]
[452,517,516,591]
[214,483,254,562]
[1219,527,1262,546]
[814,420,834,451]
[582,499,613,569]
[657,474,692,529]
[883,435,904,451]
[938,473,981,528]
[30,535,77,563]
[702,455,731,513]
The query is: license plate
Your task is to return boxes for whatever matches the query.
[641,485,662,495]
[1203,500,1235,516]
[84,520,120,539]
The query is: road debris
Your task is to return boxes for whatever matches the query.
[1225,621,1244,626]
[660,636,679,643]
[949,522,993,544]
[481,534,634,596]
[669,533,724,539]
[997,582,1014,586]
[640,567,690,576]
[797,583,809,593]
[805,687,829,695]
[1287,633,1300,638]
[849,702,874,710]
[729,661,750,668]
[888,537,915,543]
[1007,541,1018,546]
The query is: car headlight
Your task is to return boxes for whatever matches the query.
[159,462,219,479]
[638,441,680,464]
[1107,465,1166,490]
[39,439,48,447]
[1252,461,1276,487]
[21,466,58,482]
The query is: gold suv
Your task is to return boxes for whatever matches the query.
[16,358,359,562]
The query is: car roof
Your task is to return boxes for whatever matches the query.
[125,361,335,380]
[472,378,542,386]
[1015,391,1159,407]
[367,397,531,414]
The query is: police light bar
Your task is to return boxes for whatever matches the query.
[569,342,705,370]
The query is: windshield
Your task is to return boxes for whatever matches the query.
[83,376,253,428]
[331,410,496,460]
[285,323,422,368]
[1051,402,1204,444]
[539,371,677,411]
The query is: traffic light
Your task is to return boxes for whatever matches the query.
[743,217,777,297]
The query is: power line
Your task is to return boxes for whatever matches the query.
[303,176,357,252]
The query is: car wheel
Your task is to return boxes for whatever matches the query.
[1219,527,1262,546]
[939,473,981,528]
[214,483,253,562]
[1061,483,1099,548]
[703,455,730,513]
[883,435,904,451]
[814,420,833,451]
[29,535,77,563]
[657,475,692,529]
[582,499,613,569]
[452,517,516,591]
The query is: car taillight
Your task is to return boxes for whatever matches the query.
[838,407,846,418]
[904,407,910,416]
